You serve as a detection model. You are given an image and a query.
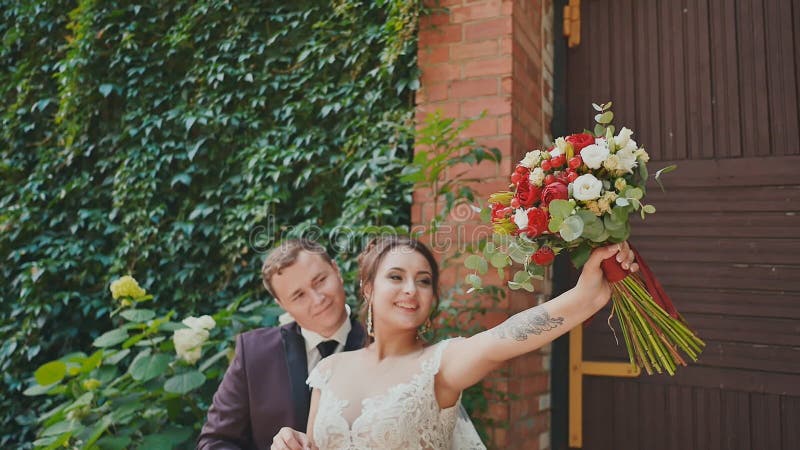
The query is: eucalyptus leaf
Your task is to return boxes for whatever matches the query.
[559,216,584,242]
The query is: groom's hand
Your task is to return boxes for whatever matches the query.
[271,427,317,450]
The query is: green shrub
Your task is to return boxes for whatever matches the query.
[1,0,421,445]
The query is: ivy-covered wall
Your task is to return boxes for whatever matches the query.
[0,0,420,445]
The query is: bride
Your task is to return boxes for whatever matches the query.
[274,235,637,450]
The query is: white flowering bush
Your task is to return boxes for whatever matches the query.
[26,277,280,449]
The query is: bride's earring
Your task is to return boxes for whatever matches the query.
[367,300,374,337]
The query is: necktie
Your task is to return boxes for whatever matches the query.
[317,340,339,359]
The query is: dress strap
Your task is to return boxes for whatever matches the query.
[426,337,463,375]
[306,359,332,390]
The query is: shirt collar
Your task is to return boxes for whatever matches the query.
[301,304,352,354]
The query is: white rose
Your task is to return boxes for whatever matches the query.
[616,147,638,173]
[520,150,542,169]
[182,315,216,331]
[580,143,610,169]
[571,174,603,201]
[173,328,209,364]
[614,127,634,149]
[513,208,529,231]
[548,146,564,158]
[528,167,545,186]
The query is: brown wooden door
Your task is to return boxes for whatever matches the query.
[561,0,800,449]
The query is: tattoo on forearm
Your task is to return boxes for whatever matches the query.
[491,306,565,341]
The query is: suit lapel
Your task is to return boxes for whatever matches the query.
[344,317,366,351]
[280,323,310,431]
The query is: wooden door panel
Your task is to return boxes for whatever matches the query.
[562,0,800,448]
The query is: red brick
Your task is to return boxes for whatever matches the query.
[419,10,451,27]
[450,1,502,23]
[498,113,512,134]
[418,23,462,46]
[460,116,497,137]
[460,96,511,117]
[501,0,513,15]
[417,82,448,103]
[416,101,460,122]
[448,78,499,99]
[464,17,512,41]
[418,45,450,65]
[420,62,460,85]
[449,40,499,61]
[501,75,513,94]
[501,36,513,54]
[462,55,513,78]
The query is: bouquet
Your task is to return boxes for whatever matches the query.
[466,102,704,375]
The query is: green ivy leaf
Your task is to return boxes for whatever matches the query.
[595,111,614,124]
[34,361,66,386]
[164,371,205,394]
[489,252,508,269]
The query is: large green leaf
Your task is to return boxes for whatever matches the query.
[93,329,130,348]
[129,353,171,382]
[34,361,66,386]
[120,309,156,322]
[163,371,206,395]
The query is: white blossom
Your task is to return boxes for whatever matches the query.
[571,174,604,201]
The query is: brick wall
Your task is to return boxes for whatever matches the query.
[415,1,555,448]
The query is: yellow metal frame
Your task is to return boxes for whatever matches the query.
[563,0,581,48]
[569,325,640,448]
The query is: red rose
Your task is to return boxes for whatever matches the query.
[525,207,549,237]
[491,203,510,221]
[541,181,568,207]
[516,178,542,208]
[532,246,555,265]
[566,133,594,154]
[511,166,530,185]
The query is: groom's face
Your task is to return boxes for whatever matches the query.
[271,250,348,337]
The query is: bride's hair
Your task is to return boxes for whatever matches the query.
[357,235,440,342]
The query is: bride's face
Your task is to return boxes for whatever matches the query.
[367,247,435,334]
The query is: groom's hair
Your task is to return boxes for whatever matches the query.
[261,239,333,298]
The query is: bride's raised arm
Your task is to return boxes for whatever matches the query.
[437,242,637,396]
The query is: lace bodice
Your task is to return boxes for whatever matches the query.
[307,339,484,450]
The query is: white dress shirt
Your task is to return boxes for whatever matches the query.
[301,304,352,373]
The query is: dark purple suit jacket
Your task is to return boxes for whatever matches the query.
[197,319,365,450]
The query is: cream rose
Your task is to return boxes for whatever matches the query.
[571,173,603,201]
[182,315,216,332]
[520,150,542,168]
[513,208,529,231]
[614,127,634,149]
[616,147,638,173]
[580,143,610,169]
[173,328,210,364]
[528,167,545,187]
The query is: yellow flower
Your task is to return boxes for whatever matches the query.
[584,200,603,216]
[110,275,146,300]
[635,148,650,163]
[82,378,101,391]
[488,191,514,207]
[492,219,517,235]
[614,178,627,191]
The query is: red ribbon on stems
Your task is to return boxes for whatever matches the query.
[600,244,680,319]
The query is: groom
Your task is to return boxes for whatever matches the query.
[198,239,365,450]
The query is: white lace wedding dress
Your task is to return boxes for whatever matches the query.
[307,339,486,449]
